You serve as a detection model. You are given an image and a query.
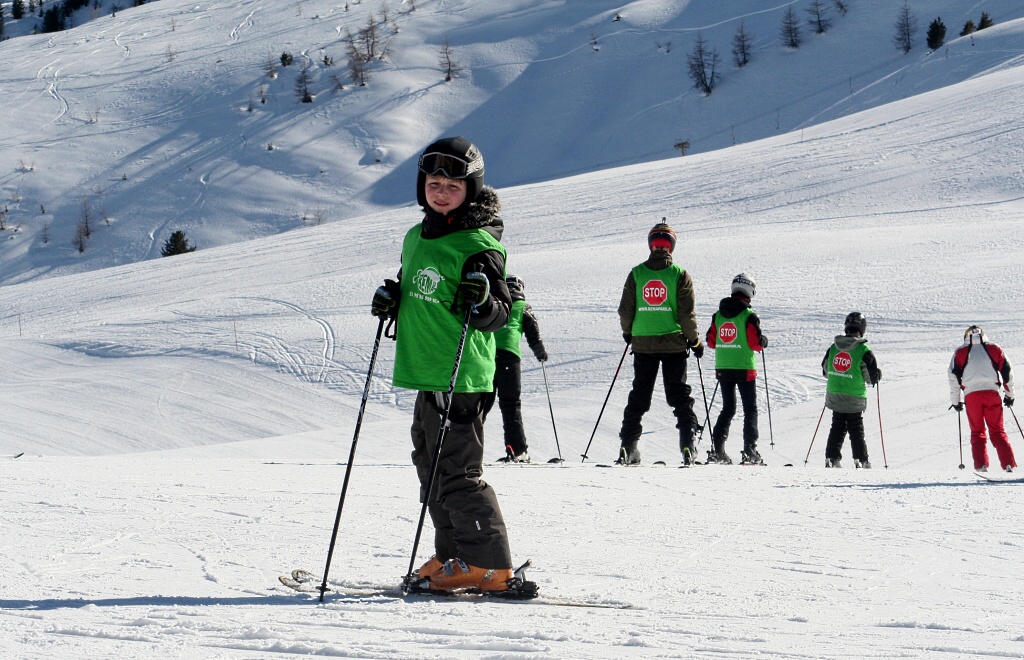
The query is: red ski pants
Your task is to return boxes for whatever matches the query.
[965,389,1016,470]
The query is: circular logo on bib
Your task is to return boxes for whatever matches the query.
[832,351,853,373]
[719,322,738,344]
[642,280,668,306]
[414,267,443,296]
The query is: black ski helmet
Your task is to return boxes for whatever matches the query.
[844,311,867,336]
[416,136,485,212]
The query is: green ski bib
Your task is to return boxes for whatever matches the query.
[630,264,684,337]
[392,225,506,392]
[712,308,756,371]
[496,299,526,357]
[826,342,869,398]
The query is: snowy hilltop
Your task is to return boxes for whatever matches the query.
[2,0,1024,658]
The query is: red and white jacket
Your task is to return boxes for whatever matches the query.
[948,339,1014,405]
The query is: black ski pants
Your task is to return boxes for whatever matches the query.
[411,391,512,570]
[712,379,759,452]
[490,351,528,455]
[619,351,697,449]
[825,411,868,462]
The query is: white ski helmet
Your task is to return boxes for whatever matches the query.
[731,273,756,298]
[964,325,986,344]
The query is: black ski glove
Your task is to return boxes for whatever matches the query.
[533,345,548,362]
[760,335,769,348]
[623,332,632,344]
[452,271,489,316]
[689,338,704,359]
[371,279,400,319]
[1005,395,1015,408]
[950,402,964,412]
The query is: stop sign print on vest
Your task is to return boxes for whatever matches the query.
[719,321,739,344]
[642,280,668,306]
[833,351,853,373]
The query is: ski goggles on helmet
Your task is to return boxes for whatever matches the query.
[418,152,483,179]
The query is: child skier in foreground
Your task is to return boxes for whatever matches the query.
[371,136,518,593]
[821,312,881,468]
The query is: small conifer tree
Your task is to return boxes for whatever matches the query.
[978,12,993,30]
[161,230,197,256]
[926,17,946,50]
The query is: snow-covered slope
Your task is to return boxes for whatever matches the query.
[1,0,1021,283]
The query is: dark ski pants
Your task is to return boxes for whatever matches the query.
[712,379,759,451]
[410,391,512,570]
[490,351,528,455]
[966,390,1016,470]
[619,351,698,449]
[825,411,868,462]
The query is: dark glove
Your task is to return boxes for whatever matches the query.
[760,335,768,348]
[872,368,881,385]
[623,332,632,344]
[950,402,964,412]
[371,279,400,319]
[453,271,489,315]
[689,338,704,359]
[534,347,548,362]
[1005,396,1015,408]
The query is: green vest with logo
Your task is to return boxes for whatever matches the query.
[712,308,756,370]
[630,264,683,337]
[496,299,526,357]
[826,342,869,398]
[393,225,506,392]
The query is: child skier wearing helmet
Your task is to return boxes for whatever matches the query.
[821,312,881,468]
[371,136,518,593]
[705,273,768,465]
[487,274,548,463]
[948,326,1016,472]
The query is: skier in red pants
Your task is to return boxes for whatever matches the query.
[948,326,1016,472]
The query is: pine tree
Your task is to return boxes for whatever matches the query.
[926,17,946,50]
[161,230,197,257]
[12,0,26,20]
[978,12,994,30]
[960,20,976,37]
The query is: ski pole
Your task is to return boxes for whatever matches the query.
[696,380,719,445]
[1008,404,1024,441]
[317,316,388,602]
[401,304,475,594]
[876,384,888,468]
[762,350,775,448]
[580,343,630,462]
[540,361,563,463]
[803,404,827,466]
[952,404,964,470]
[695,354,712,443]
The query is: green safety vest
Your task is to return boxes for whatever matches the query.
[630,264,683,337]
[712,308,756,370]
[825,342,870,399]
[496,299,526,357]
[392,225,506,392]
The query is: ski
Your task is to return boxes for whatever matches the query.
[975,471,1024,483]
[278,565,632,609]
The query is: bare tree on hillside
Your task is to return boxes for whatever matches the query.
[893,0,917,54]
[295,65,314,102]
[779,7,802,49]
[833,0,849,16]
[686,33,720,95]
[439,36,462,82]
[806,0,832,34]
[732,20,753,67]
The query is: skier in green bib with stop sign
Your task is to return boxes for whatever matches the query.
[616,221,703,465]
[821,312,881,468]
[705,274,767,465]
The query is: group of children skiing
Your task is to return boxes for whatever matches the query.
[367,135,1017,597]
